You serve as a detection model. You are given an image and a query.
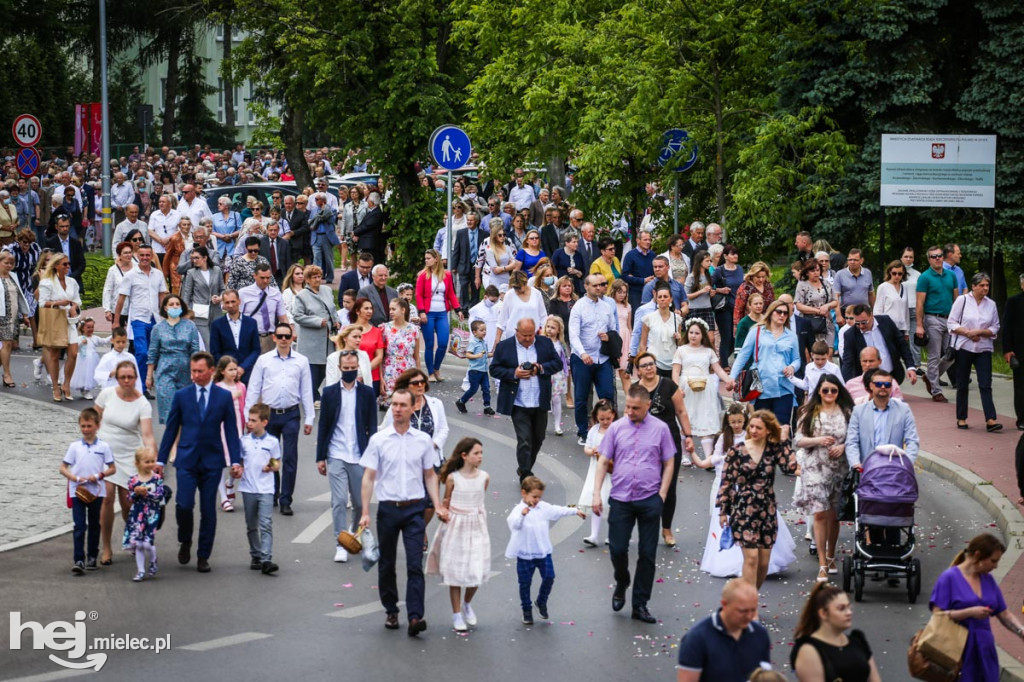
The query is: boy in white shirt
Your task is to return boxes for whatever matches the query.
[791,341,842,401]
[238,403,281,575]
[505,476,585,625]
[59,408,116,574]
[93,327,143,393]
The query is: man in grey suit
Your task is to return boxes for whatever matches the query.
[358,264,397,326]
[845,367,920,470]
[450,212,489,305]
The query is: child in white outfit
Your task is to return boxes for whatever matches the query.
[70,318,110,399]
[577,399,616,546]
[93,327,142,393]
[506,476,585,625]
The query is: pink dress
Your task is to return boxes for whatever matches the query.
[217,380,246,466]
[380,322,420,398]
[616,302,632,371]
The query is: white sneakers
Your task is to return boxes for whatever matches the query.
[461,602,477,627]
[452,613,468,632]
[334,546,349,563]
[32,358,43,382]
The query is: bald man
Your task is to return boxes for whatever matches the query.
[845,346,904,404]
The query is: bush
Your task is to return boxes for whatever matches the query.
[82,253,114,310]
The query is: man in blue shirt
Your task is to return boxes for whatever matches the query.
[568,275,619,444]
[620,230,656,324]
[640,256,686,310]
[677,579,772,681]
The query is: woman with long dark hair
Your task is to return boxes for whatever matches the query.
[793,374,854,582]
[791,582,881,681]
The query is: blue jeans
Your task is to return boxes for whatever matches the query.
[516,555,555,611]
[242,492,274,561]
[955,349,996,422]
[608,493,662,609]
[754,394,795,430]
[423,311,450,375]
[312,236,335,283]
[327,459,363,539]
[459,369,491,406]
[570,355,615,438]
[71,497,102,562]
[376,499,427,620]
[131,318,155,388]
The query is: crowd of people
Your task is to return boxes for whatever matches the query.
[5,143,1023,681]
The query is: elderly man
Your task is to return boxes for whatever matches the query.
[112,204,148,245]
[705,222,723,246]
[845,349,905,403]
[110,172,135,225]
[358,264,397,326]
[592,383,677,624]
[840,304,917,385]
[176,225,221,274]
[490,318,563,481]
[529,187,549,229]
[148,194,180,265]
[177,184,213,225]
[314,178,339,211]
[577,221,598,273]
[359,389,448,636]
[681,222,708,269]
[308,193,339,284]
[354,192,386,266]
[676,579,772,682]
[281,195,310,263]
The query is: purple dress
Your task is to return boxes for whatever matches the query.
[929,565,1006,681]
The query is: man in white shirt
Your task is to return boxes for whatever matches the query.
[112,204,148,245]
[176,184,213,225]
[508,169,536,211]
[147,195,180,264]
[359,389,447,636]
[110,172,135,225]
[113,244,167,394]
[245,322,314,516]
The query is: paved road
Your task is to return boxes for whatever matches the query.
[0,349,1000,681]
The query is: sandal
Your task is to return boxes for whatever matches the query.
[826,556,838,574]
[816,566,829,583]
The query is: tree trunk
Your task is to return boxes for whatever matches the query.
[282,104,311,189]
[548,154,566,194]
[161,37,181,146]
[713,70,727,227]
[223,22,235,133]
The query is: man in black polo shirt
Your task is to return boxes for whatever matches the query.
[676,579,772,681]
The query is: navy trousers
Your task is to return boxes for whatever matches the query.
[267,407,300,506]
[175,465,222,559]
[376,500,428,620]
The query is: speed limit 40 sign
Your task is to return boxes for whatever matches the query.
[12,114,42,147]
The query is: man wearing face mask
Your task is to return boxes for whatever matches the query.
[451,212,489,305]
[316,351,377,562]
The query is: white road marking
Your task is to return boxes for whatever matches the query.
[178,632,272,651]
[325,600,404,619]
[291,509,334,544]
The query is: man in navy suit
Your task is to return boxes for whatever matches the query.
[156,352,242,572]
[490,318,563,481]
[840,305,918,385]
[209,290,261,384]
[316,351,377,562]
[450,213,489,305]
[339,251,374,301]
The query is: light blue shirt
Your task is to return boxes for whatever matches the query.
[872,401,891,448]
[211,211,242,259]
[630,300,658,356]
[640,278,686,310]
[467,337,489,372]
[513,338,541,408]
[730,326,801,398]
[568,295,617,362]
[245,349,315,426]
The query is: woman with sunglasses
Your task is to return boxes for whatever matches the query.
[589,237,622,284]
[730,299,801,428]
[514,228,546,277]
[37,254,82,401]
[873,260,910,338]
[102,241,137,337]
[793,374,854,582]
[227,234,270,290]
[10,229,41,348]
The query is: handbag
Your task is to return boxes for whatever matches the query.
[448,322,470,359]
[74,486,97,504]
[734,327,763,402]
[687,377,707,392]
[943,295,967,362]
[38,306,70,348]
[191,303,210,320]
[916,611,968,670]
[908,627,961,682]
[837,468,860,522]
[709,269,728,310]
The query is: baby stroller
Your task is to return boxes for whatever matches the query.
[842,445,921,603]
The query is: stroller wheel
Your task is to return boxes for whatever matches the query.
[907,558,921,604]
[853,567,865,602]
[842,556,852,593]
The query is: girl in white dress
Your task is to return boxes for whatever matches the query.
[540,316,569,436]
[426,438,491,632]
[70,318,110,399]
[671,317,734,457]
[699,404,796,578]
[214,357,247,511]
[577,400,616,547]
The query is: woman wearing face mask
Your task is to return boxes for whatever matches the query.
[0,190,18,247]
[528,258,556,297]
[145,294,201,424]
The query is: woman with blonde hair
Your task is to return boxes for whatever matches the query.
[733,261,774,332]
[479,222,515,290]
[37,253,81,401]
[529,257,555,297]
[325,324,372,387]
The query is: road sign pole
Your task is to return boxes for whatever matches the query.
[100,0,112,257]
[446,171,454,266]
[673,177,679,235]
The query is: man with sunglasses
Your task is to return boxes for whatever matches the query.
[176,184,213,225]
[840,304,917,386]
[916,244,959,402]
[246,322,314,516]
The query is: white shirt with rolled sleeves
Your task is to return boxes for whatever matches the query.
[116,267,167,323]
[358,425,435,502]
[245,349,315,427]
[947,294,1000,354]
[569,294,617,363]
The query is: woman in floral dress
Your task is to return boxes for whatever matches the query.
[717,409,799,589]
[380,298,422,405]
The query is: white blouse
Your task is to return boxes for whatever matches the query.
[947,294,999,354]
[874,281,909,332]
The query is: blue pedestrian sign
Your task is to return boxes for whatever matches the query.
[658,129,698,172]
[429,125,472,172]
[15,148,39,177]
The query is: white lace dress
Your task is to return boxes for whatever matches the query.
[672,344,722,437]
[427,470,491,587]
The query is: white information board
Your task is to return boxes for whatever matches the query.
[880,134,996,208]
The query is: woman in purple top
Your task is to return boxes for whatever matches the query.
[929,533,1024,681]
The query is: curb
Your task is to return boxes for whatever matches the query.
[916,451,1024,681]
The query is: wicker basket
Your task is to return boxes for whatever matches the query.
[337,528,364,553]
[687,378,708,392]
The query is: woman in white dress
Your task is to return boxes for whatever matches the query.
[699,403,796,578]
[493,270,547,346]
[873,259,910,336]
[37,253,81,402]
[479,223,515,291]
[671,317,734,457]
[94,360,155,565]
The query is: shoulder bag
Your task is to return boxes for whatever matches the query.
[710,269,728,310]
[944,295,967,361]
[804,282,830,335]
[734,326,763,402]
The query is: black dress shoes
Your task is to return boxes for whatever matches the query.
[385,613,400,630]
[197,557,211,573]
[408,618,427,637]
[178,542,191,565]
[280,504,294,516]
[612,583,627,612]
[631,606,656,624]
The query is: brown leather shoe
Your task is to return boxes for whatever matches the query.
[932,393,948,403]
[385,613,399,630]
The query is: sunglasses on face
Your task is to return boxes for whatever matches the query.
[408,379,426,386]
[820,387,839,395]
[928,254,943,259]
[773,308,789,315]
[247,248,260,254]
[275,333,292,340]
[872,381,893,388]
[131,237,143,242]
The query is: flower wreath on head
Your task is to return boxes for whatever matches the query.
[683,316,710,333]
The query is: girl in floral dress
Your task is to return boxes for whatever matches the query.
[380,298,422,406]
[214,356,247,511]
[122,447,165,582]
[540,316,570,436]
